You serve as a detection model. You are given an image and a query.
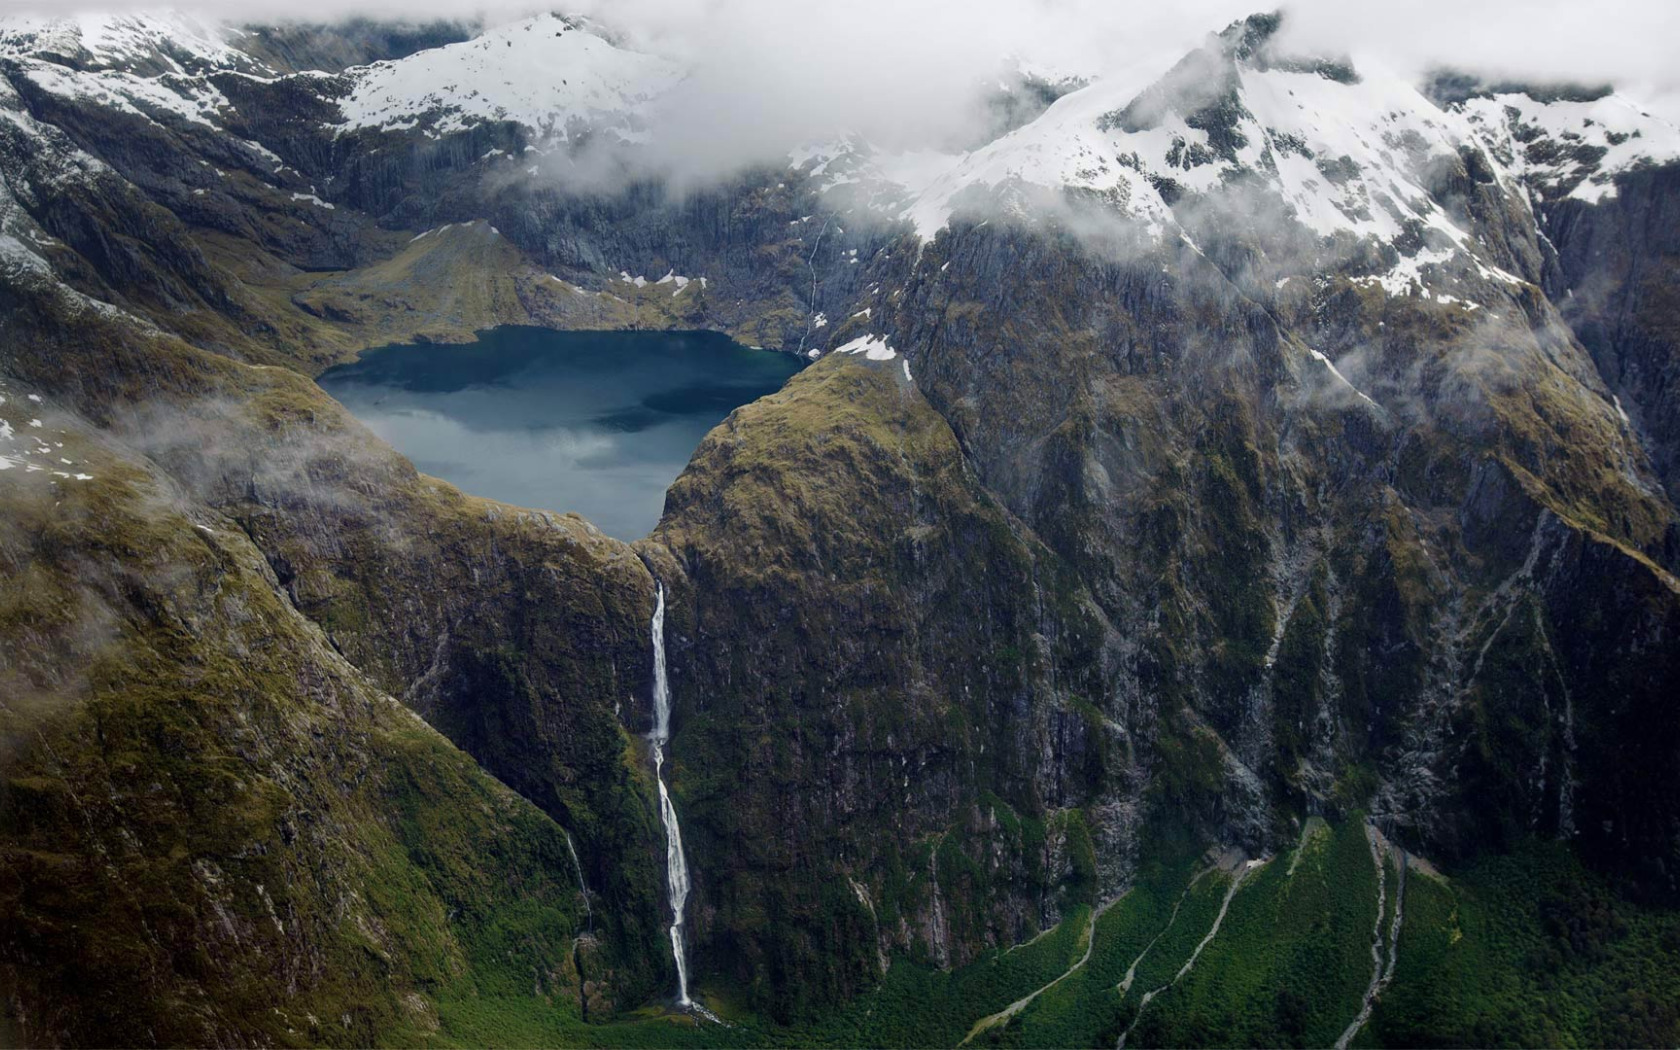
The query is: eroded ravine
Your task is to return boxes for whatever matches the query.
[960,896,1123,1045]
[1336,825,1407,1049]
[1118,858,1267,1049]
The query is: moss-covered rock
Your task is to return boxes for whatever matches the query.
[0,399,593,1046]
[649,351,1118,1020]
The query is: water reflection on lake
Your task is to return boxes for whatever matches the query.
[317,327,802,540]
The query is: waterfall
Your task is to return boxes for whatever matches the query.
[563,830,593,934]
[649,583,696,1008]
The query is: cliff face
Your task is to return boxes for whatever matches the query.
[1541,166,1680,506]
[185,391,676,1012]
[648,353,1121,1019]
[0,298,608,1046]
[621,29,1680,1004]
[873,208,1680,851]
[635,209,1680,1020]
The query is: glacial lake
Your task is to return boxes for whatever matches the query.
[317,327,802,540]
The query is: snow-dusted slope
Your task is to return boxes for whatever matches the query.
[0,11,683,148]
[0,11,261,73]
[1458,90,1680,204]
[12,59,236,131]
[825,16,1520,269]
[795,12,1679,312]
[334,13,681,141]
[0,13,273,147]
[889,52,1183,239]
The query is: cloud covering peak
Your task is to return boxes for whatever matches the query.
[7,0,1678,167]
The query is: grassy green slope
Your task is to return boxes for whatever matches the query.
[1363,846,1680,1048]
[0,405,600,1046]
[544,820,1680,1050]
[1124,822,1378,1048]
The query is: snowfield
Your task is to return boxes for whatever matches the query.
[0,6,1677,308]
[334,14,682,140]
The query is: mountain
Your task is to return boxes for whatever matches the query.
[3,8,1680,1046]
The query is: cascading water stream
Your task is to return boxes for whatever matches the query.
[649,583,700,1011]
[563,831,593,934]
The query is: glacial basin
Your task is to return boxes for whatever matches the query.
[317,326,802,540]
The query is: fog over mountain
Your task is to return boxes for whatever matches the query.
[17,0,1680,162]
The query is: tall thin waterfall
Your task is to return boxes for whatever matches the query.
[649,583,696,1008]
[563,830,593,934]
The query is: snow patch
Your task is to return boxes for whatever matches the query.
[834,334,897,361]
[1307,347,1382,411]
[0,12,256,73]
[1461,91,1680,204]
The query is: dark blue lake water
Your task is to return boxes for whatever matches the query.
[317,327,802,540]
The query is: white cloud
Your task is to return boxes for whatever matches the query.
[9,0,1679,154]
[1272,0,1680,122]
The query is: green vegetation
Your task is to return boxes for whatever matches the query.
[1363,845,1680,1048]
[788,905,1093,1048]
[1125,821,1378,1048]
[0,433,599,1047]
[971,853,1208,1048]
[526,824,1680,1050]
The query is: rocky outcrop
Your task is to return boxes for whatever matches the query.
[1539,165,1680,509]
[648,351,1123,1019]
[0,293,603,1046]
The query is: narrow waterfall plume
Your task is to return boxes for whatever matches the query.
[563,830,593,934]
[649,583,699,1010]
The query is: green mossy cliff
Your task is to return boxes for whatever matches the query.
[650,352,1118,1021]
[0,375,596,1046]
[0,271,668,1042]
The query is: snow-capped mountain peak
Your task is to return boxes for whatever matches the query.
[817,14,1503,261]
[0,11,261,75]
[800,10,1680,308]
[334,13,682,141]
